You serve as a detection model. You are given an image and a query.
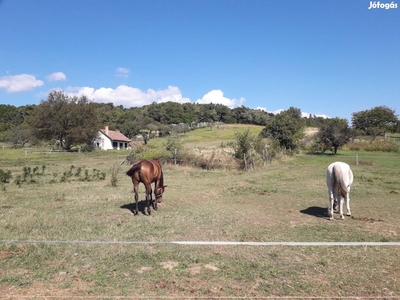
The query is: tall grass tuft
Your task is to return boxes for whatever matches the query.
[347,138,399,152]
[110,164,119,187]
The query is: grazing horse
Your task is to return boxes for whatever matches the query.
[326,162,353,220]
[126,159,166,215]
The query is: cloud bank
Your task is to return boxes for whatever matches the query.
[256,107,329,119]
[1,72,328,119]
[0,72,244,109]
[66,85,191,107]
[0,74,44,92]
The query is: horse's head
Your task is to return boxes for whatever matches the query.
[156,185,167,203]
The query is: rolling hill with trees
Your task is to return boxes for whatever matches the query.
[1,91,399,155]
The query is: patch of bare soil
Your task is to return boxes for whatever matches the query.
[351,216,382,223]
[160,260,179,270]
[1,205,13,209]
[137,266,153,273]
[0,250,20,260]
[358,161,374,166]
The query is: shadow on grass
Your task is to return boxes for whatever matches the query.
[120,200,151,215]
[300,206,328,219]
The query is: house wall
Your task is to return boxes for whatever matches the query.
[95,132,113,150]
[95,131,131,150]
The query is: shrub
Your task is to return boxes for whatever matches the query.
[347,138,399,152]
[0,169,12,183]
[110,164,119,187]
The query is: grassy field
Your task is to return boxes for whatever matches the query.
[1,126,400,299]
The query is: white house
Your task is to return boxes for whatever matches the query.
[94,126,131,150]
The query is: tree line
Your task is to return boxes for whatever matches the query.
[0,90,399,153]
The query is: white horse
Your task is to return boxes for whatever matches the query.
[326,162,353,220]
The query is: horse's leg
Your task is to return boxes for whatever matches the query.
[134,184,139,215]
[145,184,152,215]
[339,196,344,220]
[328,189,335,220]
[346,186,352,216]
[152,182,159,210]
[149,185,158,211]
[156,180,162,203]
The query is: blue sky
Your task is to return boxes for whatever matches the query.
[0,0,399,121]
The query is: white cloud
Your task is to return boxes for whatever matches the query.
[0,74,44,93]
[257,107,329,118]
[270,109,284,115]
[195,90,245,108]
[66,85,190,107]
[302,112,330,118]
[47,72,66,82]
[115,67,130,78]
[257,107,287,115]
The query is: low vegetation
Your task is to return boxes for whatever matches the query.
[1,125,399,298]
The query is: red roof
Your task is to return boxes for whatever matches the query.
[100,129,131,142]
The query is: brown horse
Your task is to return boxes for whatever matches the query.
[126,159,166,215]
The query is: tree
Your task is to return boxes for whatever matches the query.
[119,120,141,139]
[30,91,100,150]
[313,118,352,154]
[351,106,399,137]
[0,104,26,133]
[5,124,32,147]
[233,128,254,159]
[198,103,219,123]
[260,107,305,152]
[160,102,184,124]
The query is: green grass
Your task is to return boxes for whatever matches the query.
[1,130,400,298]
[149,124,264,149]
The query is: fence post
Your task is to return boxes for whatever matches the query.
[174,149,177,165]
[244,153,248,172]
[263,148,269,166]
[356,153,358,166]
[250,150,254,170]
[262,149,265,166]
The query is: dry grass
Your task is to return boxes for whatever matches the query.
[0,146,400,298]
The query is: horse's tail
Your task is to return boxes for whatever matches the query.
[126,161,142,177]
[333,164,347,198]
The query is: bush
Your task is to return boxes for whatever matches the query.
[110,165,119,187]
[0,169,12,183]
[347,138,399,152]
